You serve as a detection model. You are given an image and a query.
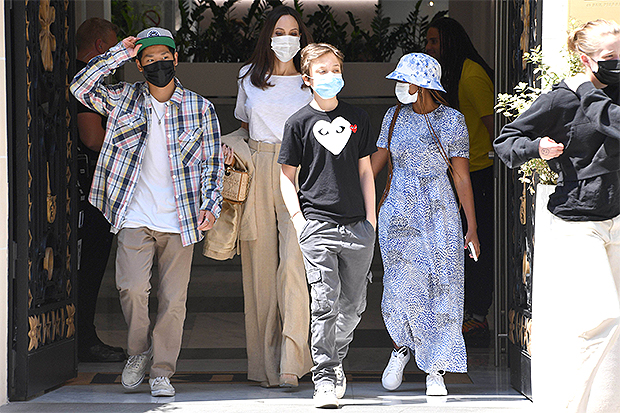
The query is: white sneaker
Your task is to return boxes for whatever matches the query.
[150,376,176,397]
[334,365,346,399]
[313,382,339,408]
[381,347,410,391]
[426,371,448,396]
[121,348,152,389]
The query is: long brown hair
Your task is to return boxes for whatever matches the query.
[427,17,494,110]
[241,6,312,90]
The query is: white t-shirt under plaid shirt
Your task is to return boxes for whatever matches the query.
[70,42,224,246]
[123,96,180,233]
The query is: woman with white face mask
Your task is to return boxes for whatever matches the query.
[232,6,313,389]
[371,53,479,396]
[495,19,620,412]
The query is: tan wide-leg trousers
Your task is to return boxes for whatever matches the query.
[116,227,194,378]
[240,140,313,386]
[532,214,620,412]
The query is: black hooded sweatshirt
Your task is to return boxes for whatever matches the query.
[494,81,620,221]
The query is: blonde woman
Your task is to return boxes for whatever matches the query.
[494,19,620,412]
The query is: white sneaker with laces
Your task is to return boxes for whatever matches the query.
[381,347,410,391]
[313,382,339,408]
[150,376,176,397]
[426,370,448,396]
[121,348,152,389]
[334,365,346,399]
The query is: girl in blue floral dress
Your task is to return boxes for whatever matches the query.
[371,53,480,396]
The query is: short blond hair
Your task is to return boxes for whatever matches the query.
[568,19,620,57]
[300,43,345,77]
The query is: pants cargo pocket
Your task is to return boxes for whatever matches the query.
[307,268,330,316]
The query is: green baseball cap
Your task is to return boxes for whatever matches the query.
[136,27,176,50]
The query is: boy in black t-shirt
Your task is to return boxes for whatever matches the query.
[278,43,377,409]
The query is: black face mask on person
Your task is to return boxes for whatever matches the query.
[141,60,176,88]
[593,59,620,85]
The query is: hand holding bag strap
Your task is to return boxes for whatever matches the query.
[378,103,402,210]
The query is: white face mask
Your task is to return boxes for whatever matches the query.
[271,35,301,63]
[395,82,418,104]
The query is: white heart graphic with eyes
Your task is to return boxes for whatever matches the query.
[312,116,352,155]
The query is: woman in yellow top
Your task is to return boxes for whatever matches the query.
[426,17,494,347]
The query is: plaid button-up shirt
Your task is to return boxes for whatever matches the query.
[70,42,223,246]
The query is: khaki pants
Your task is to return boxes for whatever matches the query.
[116,227,193,378]
[240,140,313,386]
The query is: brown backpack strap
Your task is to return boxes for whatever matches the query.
[422,110,462,211]
[378,104,402,210]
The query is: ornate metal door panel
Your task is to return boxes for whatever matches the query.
[7,0,78,400]
[495,0,542,400]
[495,0,542,398]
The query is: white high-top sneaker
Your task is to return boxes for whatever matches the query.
[426,370,448,396]
[381,347,410,391]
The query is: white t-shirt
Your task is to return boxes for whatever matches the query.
[122,96,180,233]
[234,65,312,144]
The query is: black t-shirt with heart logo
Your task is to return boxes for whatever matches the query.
[278,100,377,225]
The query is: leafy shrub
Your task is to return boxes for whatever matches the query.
[496,45,581,186]
[112,0,162,39]
[173,0,446,62]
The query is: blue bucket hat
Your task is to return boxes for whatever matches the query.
[386,53,445,93]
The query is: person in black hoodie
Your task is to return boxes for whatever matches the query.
[494,19,620,413]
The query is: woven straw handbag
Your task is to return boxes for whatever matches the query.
[222,165,251,204]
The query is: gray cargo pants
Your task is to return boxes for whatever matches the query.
[298,219,376,385]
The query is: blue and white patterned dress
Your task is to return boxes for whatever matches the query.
[377,103,469,374]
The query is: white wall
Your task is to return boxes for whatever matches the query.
[0,0,9,407]
[542,0,569,77]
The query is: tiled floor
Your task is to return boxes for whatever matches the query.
[0,356,534,412]
[0,250,534,412]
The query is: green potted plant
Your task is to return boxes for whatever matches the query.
[496,45,581,191]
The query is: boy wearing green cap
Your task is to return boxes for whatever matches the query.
[70,28,224,396]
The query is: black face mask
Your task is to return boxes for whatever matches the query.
[593,59,620,85]
[141,60,176,88]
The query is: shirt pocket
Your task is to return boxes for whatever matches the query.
[178,128,203,167]
[111,112,146,151]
